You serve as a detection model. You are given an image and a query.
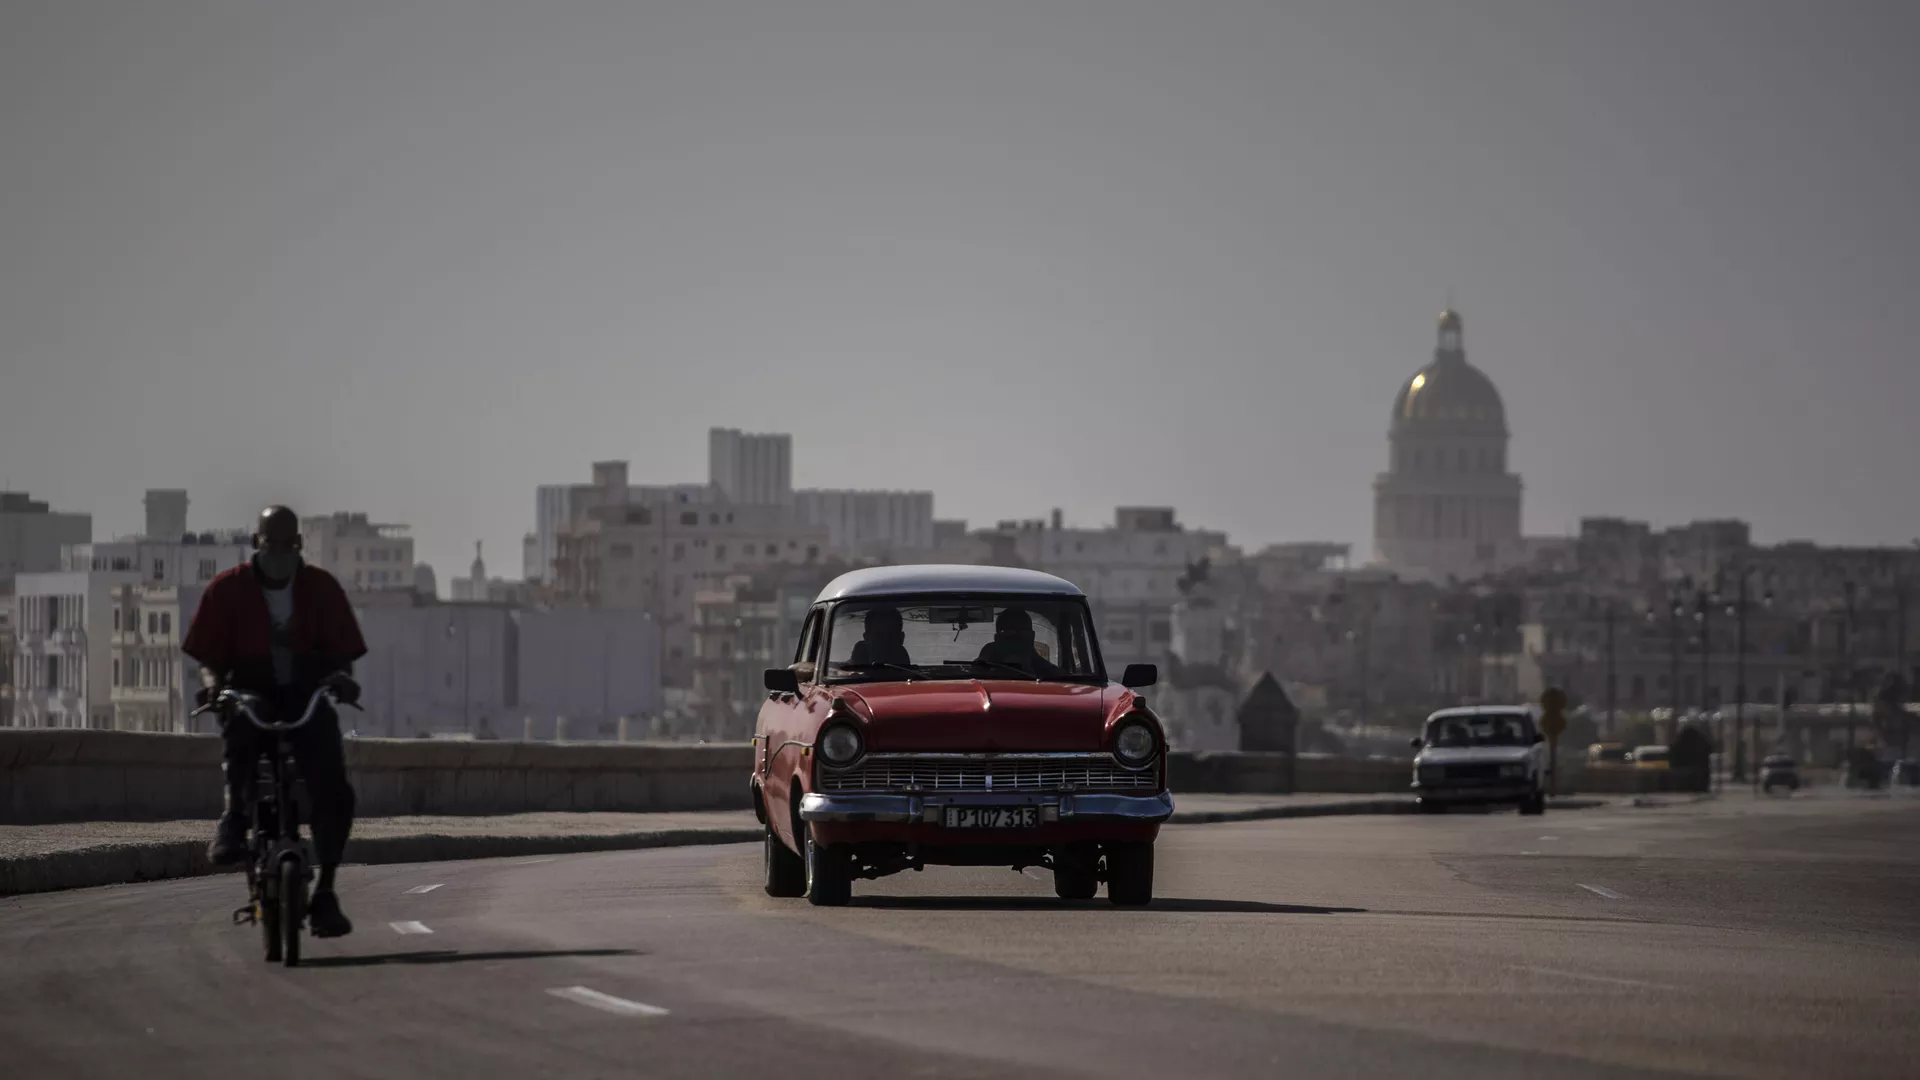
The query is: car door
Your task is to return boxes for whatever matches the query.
[761,606,826,849]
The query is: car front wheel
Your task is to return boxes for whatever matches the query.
[1106,842,1154,907]
[764,822,805,897]
[1519,788,1546,815]
[804,826,852,907]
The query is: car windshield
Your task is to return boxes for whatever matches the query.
[1425,714,1531,747]
[823,596,1101,682]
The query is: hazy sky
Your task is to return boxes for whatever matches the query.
[3,1,1916,579]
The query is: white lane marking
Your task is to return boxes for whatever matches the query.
[518,858,557,866]
[1520,850,1540,856]
[1514,965,1676,991]
[1577,883,1627,900]
[1021,868,1046,881]
[404,884,444,895]
[546,986,670,1017]
[1538,836,1559,840]
[389,920,434,935]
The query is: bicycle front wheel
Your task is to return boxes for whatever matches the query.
[279,859,305,968]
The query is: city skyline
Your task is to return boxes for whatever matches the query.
[4,2,1917,579]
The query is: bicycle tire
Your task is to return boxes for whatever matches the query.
[280,859,304,968]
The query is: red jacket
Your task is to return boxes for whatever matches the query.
[182,562,368,692]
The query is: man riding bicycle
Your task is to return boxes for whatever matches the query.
[182,505,367,938]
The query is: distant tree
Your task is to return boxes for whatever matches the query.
[1669,726,1714,791]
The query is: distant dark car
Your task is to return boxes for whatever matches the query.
[1759,754,1799,795]
[1891,760,1920,788]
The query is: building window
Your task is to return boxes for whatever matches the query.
[199,559,217,581]
[680,512,699,527]
[161,612,172,635]
[113,608,120,632]
[715,544,727,561]
[112,658,120,687]
[148,612,158,635]
[152,559,165,580]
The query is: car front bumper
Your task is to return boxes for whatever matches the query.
[799,789,1175,825]
[1413,781,1533,802]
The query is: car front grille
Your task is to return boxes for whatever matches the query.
[819,755,1158,793]
[1442,763,1508,782]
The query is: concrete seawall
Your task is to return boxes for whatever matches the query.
[4,731,1668,825]
[0,732,750,825]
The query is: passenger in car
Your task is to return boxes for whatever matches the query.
[974,607,1061,676]
[849,605,914,668]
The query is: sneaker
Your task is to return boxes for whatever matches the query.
[308,889,354,939]
[207,813,248,866]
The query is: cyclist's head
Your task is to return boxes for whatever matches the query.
[253,506,303,580]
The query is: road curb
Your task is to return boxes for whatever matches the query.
[1,797,1613,899]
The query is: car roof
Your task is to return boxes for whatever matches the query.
[1424,706,1535,721]
[814,564,1085,603]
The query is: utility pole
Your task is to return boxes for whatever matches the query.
[1844,580,1857,758]
[1698,578,1716,791]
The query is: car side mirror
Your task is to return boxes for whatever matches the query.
[764,668,800,695]
[1409,737,1423,750]
[1120,663,1157,688]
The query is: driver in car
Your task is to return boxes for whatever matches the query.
[974,607,1061,677]
[848,605,913,668]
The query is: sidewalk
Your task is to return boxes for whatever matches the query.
[0,793,1608,898]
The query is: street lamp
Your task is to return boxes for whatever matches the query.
[1693,575,1722,789]
[1651,579,1689,740]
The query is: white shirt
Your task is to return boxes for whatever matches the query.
[263,582,295,687]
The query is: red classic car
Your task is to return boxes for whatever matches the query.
[752,565,1171,908]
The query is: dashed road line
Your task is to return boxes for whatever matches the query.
[1514,965,1676,991]
[1519,850,1541,856]
[404,884,444,895]
[1577,883,1627,900]
[1538,836,1559,841]
[546,986,670,1017]
[389,920,435,935]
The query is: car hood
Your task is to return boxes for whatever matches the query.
[835,680,1110,752]
[1416,746,1534,766]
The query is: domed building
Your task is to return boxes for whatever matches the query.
[1372,309,1523,581]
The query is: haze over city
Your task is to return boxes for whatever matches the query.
[4,1,1916,576]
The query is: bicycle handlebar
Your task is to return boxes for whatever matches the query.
[190,684,361,731]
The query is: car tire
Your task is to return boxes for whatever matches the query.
[804,827,852,907]
[1105,842,1154,907]
[1519,790,1546,815]
[1417,798,1445,814]
[764,822,806,898]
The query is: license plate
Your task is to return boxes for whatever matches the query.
[942,806,1038,829]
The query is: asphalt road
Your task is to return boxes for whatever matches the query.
[2,793,1915,1079]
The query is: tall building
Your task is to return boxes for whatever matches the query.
[708,427,792,506]
[794,489,935,557]
[0,492,92,589]
[1372,309,1524,581]
[143,489,189,542]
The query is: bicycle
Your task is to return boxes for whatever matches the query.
[192,684,359,967]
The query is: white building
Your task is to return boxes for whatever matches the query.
[9,570,133,729]
[352,600,516,738]
[980,507,1227,672]
[795,489,935,558]
[450,541,525,604]
[530,464,716,584]
[301,512,416,592]
[0,491,92,588]
[107,582,209,733]
[66,531,252,586]
[708,427,792,506]
[516,608,663,739]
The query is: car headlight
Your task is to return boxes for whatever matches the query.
[1500,763,1527,779]
[1113,720,1157,765]
[818,722,864,767]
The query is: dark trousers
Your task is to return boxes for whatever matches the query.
[220,687,356,867]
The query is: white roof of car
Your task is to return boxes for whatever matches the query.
[1424,705,1535,721]
[814,564,1084,603]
